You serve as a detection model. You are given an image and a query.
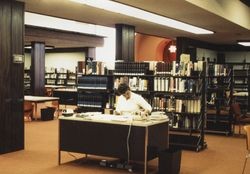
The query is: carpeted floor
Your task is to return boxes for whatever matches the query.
[0,119,249,174]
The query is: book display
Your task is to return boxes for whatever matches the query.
[45,67,57,85]
[77,75,114,113]
[206,63,233,135]
[113,62,153,106]
[24,68,31,95]
[45,67,77,87]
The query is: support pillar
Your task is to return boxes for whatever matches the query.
[0,0,25,154]
[115,24,135,62]
[31,42,45,96]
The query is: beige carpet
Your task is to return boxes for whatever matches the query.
[0,119,249,174]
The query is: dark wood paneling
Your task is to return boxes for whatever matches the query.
[25,26,104,48]
[31,42,45,96]
[115,24,135,62]
[60,120,168,161]
[11,1,25,152]
[0,1,24,154]
[176,37,250,61]
[0,0,12,154]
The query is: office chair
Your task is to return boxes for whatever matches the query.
[242,125,250,174]
[230,103,250,135]
[24,101,33,121]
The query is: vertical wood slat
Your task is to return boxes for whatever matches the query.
[11,1,25,152]
[115,24,135,62]
[0,0,12,154]
[0,1,24,154]
[31,42,45,96]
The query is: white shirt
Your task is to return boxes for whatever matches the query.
[115,92,152,114]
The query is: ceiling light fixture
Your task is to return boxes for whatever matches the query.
[70,0,214,35]
[169,45,177,53]
[237,41,250,46]
[24,45,55,49]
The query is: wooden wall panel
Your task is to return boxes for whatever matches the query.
[0,0,12,154]
[0,1,24,154]
[31,42,45,96]
[25,26,104,48]
[10,1,25,151]
[115,24,135,62]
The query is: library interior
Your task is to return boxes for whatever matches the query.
[1,0,250,174]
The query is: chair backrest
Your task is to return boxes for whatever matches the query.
[231,103,242,117]
[24,101,33,112]
[244,125,250,151]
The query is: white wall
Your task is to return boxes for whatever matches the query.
[24,52,85,72]
[196,48,250,63]
[25,12,116,70]
[196,48,217,61]
[224,51,250,63]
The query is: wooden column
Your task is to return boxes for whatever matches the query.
[115,24,135,62]
[31,42,45,96]
[0,0,25,154]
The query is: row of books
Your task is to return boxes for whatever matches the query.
[45,73,57,79]
[114,77,148,91]
[152,97,201,113]
[155,62,172,75]
[114,62,150,75]
[154,77,202,93]
[45,67,70,73]
[85,60,106,75]
[208,64,229,76]
[169,115,199,130]
[78,76,108,89]
[171,99,201,113]
[77,94,103,108]
[154,60,204,76]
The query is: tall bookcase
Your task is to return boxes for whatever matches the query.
[153,61,206,151]
[113,61,207,151]
[230,63,250,113]
[206,63,233,135]
[76,60,207,151]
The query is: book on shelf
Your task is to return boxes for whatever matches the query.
[78,76,108,90]
[114,62,150,75]
[114,76,148,91]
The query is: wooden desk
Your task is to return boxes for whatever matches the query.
[24,96,60,119]
[59,114,169,174]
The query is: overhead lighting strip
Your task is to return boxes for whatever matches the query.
[237,41,250,46]
[70,0,214,35]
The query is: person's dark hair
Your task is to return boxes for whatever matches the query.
[117,83,130,95]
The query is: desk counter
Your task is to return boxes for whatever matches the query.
[59,114,169,174]
[59,114,168,127]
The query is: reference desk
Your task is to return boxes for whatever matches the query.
[58,114,169,174]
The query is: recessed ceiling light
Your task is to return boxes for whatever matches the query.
[237,41,250,46]
[24,45,55,49]
[70,0,214,35]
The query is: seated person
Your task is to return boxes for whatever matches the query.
[115,83,152,116]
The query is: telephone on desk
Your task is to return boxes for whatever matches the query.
[62,109,74,117]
